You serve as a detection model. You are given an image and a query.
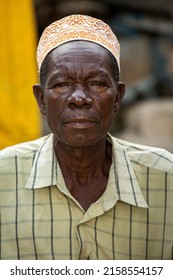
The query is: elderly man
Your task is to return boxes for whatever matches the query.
[0,15,173,260]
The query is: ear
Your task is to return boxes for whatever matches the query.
[33,84,46,115]
[114,82,125,113]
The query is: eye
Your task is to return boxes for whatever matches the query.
[47,81,72,90]
[89,81,106,87]
[56,82,71,87]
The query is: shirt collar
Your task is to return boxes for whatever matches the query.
[25,134,57,189]
[108,134,148,208]
[25,133,148,208]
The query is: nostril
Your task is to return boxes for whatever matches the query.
[68,100,92,109]
[85,103,92,108]
[68,102,76,109]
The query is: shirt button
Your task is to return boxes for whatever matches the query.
[58,194,62,199]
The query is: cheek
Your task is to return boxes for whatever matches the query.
[104,96,115,111]
[100,95,116,125]
[44,95,63,128]
[47,90,64,109]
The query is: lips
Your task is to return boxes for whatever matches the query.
[64,117,97,128]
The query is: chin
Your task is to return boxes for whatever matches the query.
[62,134,102,148]
[54,127,107,148]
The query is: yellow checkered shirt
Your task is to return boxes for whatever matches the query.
[0,133,173,259]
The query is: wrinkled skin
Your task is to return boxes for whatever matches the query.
[33,41,125,211]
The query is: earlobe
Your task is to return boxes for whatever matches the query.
[114,82,125,113]
[33,84,46,115]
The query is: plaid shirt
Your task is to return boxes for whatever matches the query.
[0,133,173,260]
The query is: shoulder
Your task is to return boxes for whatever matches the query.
[111,135,173,175]
[0,134,52,159]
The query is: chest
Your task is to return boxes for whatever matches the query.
[1,189,172,260]
[64,175,109,211]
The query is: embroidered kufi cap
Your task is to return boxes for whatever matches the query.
[37,14,120,72]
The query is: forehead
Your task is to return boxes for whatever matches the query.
[49,41,110,65]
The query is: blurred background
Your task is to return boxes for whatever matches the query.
[1,0,173,151]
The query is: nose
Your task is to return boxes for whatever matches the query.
[67,87,93,109]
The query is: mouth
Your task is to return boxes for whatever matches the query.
[64,118,97,128]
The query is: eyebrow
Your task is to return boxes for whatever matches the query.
[85,68,115,85]
[46,69,70,85]
[87,70,111,78]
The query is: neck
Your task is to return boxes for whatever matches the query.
[53,136,112,211]
[53,137,112,179]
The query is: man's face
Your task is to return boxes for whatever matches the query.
[34,41,125,147]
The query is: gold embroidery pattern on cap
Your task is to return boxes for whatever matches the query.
[37,14,120,71]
